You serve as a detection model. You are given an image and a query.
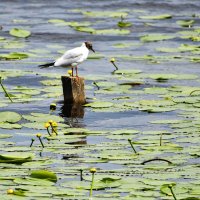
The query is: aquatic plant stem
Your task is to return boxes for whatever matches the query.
[93,81,100,90]
[128,139,137,154]
[160,133,163,146]
[36,134,44,148]
[89,171,95,198]
[49,123,58,135]
[111,61,118,70]
[168,185,177,200]
[0,77,13,102]
[141,158,172,165]
[30,138,35,147]
[190,89,200,96]
[46,127,51,136]
[38,137,44,148]
[80,169,83,181]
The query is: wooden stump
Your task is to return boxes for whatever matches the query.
[61,104,84,118]
[61,76,86,105]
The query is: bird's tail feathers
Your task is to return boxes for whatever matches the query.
[39,62,55,68]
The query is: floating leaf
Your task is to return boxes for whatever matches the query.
[82,11,128,18]
[0,111,21,123]
[74,26,95,33]
[30,170,57,182]
[95,29,130,35]
[0,134,12,139]
[75,27,130,35]
[0,52,29,60]
[9,28,31,38]
[140,34,175,42]
[0,123,22,129]
[114,69,142,74]
[118,21,132,28]
[14,177,54,186]
[3,41,26,49]
[111,129,139,135]
[149,74,177,81]
[22,112,64,123]
[84,101,113,108]
[88,53,104,59]
[48,19,91,27]
[0,153,33,164]
[139,14,172,20]
[177,20,195,27]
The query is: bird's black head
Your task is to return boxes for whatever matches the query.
[85,41,95,53]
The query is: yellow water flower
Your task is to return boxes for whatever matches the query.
[68,70,72,76]
[110,58,115,62]
[44,122,50,128]
[7,189,14,194]
[90,167,97,173]
[36,133,42,137]
[52,121,58,127]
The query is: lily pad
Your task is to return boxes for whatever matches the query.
[177,20,195,27]
[14,177,54,186]
[9,28,31,38]
[84,101,113,108]
[0,123,22,129]
[82,10,128,18]
[118,21,132,28]
[30,170,57,182]
[0,153,33,164]
[114,69,142,74]
[139,14,172,20]
[0,52,29,60]
[140,34,175,42]
[0,111,21,123]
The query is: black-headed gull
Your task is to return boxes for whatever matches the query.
[39,41,95,77]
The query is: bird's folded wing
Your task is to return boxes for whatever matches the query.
[62,48,83,60]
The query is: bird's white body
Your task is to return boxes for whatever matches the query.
[54,43,89,68]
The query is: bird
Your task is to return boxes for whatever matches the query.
[39,41,95,77]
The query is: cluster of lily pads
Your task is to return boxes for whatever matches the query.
[0,7,200,200]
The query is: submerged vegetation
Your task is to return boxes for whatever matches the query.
[0,1,200,199]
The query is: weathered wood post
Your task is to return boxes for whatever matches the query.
[61,76,86,105]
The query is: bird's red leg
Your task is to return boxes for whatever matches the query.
[75,66,78,77]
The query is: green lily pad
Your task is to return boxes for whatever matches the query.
[140,34,175,42]
[88,53,104,59]
[9,28,31,38]
[3,41,26,49]
[84,101,113,108]
[0,52,29,60]
[14,177,54,186]
[0,111,21,123]
[95,29,130,35]
[48,19,91,27]
[111,129,139,135]
[30,170,57,182]
[114,69,142,74]
[113,43,134,48]
[82,10,128,18]
[74,26,95,33]
[22,112,64,123]
[177,20,195,27]
[67,21,91,27]
[40,79,61,86]
[149,74,177,81]
[139,14,172,20]
[0,122,21,129]
[0,134,12,139]
[0,153,34,164]
[118,21,132,28]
